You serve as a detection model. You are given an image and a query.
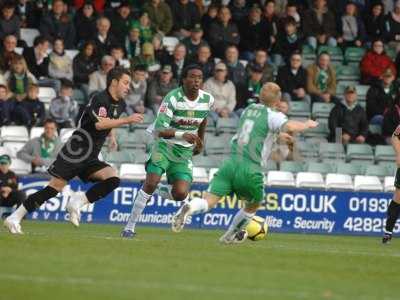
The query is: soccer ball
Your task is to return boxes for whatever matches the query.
[246,216,268,241]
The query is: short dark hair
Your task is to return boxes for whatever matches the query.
[107,66,131,87]
[28,83,39,90]
[60,78,74,89]
[44,118,57,127]
[2,1,16,10]
[182,64,203,79]
[133,64,147,72]
[318,51,330,58]
[33,35,49,47]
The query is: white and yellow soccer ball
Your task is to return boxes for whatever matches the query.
[246,216,268,241]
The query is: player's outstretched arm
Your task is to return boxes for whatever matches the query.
[283,119,318,134]
[95,114,144,130]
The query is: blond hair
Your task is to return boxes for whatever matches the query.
[260,82,282,107]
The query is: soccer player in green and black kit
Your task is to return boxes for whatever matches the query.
[382,125,400,244]
[171,82,318,244]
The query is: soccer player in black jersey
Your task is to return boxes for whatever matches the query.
[4,67,143,234]
[383,125,400,244]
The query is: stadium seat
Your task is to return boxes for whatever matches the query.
[104,150,135,165]
[65,50,79,60]
[264,160,278,172]
[216,118,238,134]
[0,146,10,155]
[318,46,343,62]
[38,87,57,104]
[384,176,395,192]
[9,158,32,175]
[20,28,40,47]
[119,163,146,180]
[306,162,334,175]
[266,171,295,187]
[312,102,335,119]
[303,121,329,138]
[369,124,382,135]
[319,143,345,159]
[288,101,310,118]
[0,126,29,142]
[208,168,219,182]
[365,165,391,178]
[193,167,208,183]
[385,46,397,60]
[193,155,217,169]
[296,172,325,189]
[344,47,366,65]
[280,161,304,173]
[73,88,87,105]
[354,175,383,192]
[336,65,360,82]
[133,151,148,164]
[239,60,248,67]
[206,116,216,133]
[378,162,396,176]
[325,173,353,190]
[60,128,75,143]
[336,162,363,176]
[132,113,154,130]
[205,134,229,155]
[346,144,374,161]
[14,47,23,55]
[163,36,179,53]
[3,142,25,157]
[336,82,347,97]
[294,140,319,159]
[302,45,316,60]
[30,127,45,139]
[375,145,396,162]
[355,85,369,100]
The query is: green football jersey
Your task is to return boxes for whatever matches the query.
[148,87,214,147]
[231,103,288,167]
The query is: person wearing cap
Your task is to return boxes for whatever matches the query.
[88,55,116,96]
[236,63,263,115]
[170,0,201,39]
[147,64,178,113]
[360,39,396,84]
[203,62,237,122]
[125,26,142,59]
[384,0,400,52]
[366,67,399,124]
[328,85,368,144]
[182,24,208,60]
[142,0,173,35]
[0,154,26,211]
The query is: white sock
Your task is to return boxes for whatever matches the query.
[78,192,90,208]
[8,205,28,223]
[226,209,255,235]
[188,197,209,215]
[124,189,152,232]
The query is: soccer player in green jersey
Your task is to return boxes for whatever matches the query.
[171,82,319,244]
[121,64,214,238]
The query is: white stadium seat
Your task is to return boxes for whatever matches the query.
[325,173,353,190]
[65,50,79,60]
[10,158,31,174]
[0,146,10,155]
[208,168,218,182]
[30,127,45,139]
[119,164,146,180]
[1,126,29,142]
[38,87,57,104]
[60,128,75,143]
[296,172,325,189]
[193,167,208,183]
[3,142,26,157]
[384,176,395,193]
[162,36,179,53]
[354,176,383,192]
[20,28,40,47]
[266,171,295,187]
[15,47,23,55]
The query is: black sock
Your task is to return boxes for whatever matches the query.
[23,186,59,213]
[86,177,120,203]
[385,201,400,233]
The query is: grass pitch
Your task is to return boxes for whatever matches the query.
[0,221,399,300]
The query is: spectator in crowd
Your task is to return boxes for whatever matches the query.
[23,35,49,80]
[366,68,399,124]
[16,0,40,28]
[110,45,130,68]
[14,84,45,128]
[0,84,12,126]
[360,39,396,84]
[236,63,264,114]
[328,85,368,144]
[383,95,400,143]
[230,0,249,24]
[142,0,173,35]
[246,48,274,84]
[384,0,400,52]
[190,44,215,80]
[88,55,116,96]
[170,0,201,39]
[93,16,117,59]
[131,12,156,44]
[272,17,303,66]
[276,52,310,103]
[165,43,188,81]
[365,2,385,42]
[0,1,20,41]
[278,98,290,115]
[73,40,98,88]
[182,24,207,60]
[0,154,26,210]
[17,119,61,173]
[73,0,105,12]
[125,26,141,59]
[39,0,76,49]
[147,64,178,113]
[126,64,149,115]
[238,4,270,61]
[262,0,279,50]
[279,2,301,30]
[131,42,160,75]
[109,1,132,45]
[337,1,366,48]
[203,62,237,122]
[201,4,218,41]
[208,6,240,58]
[4,54,36,102]
[307,52,337,103]
[224,45,247,88]
[152,33,169,64]
[303,0,338,49]
[74,1,97,45]
[48,38,73,81]
[49,79,79,129]
[0,34,18,72]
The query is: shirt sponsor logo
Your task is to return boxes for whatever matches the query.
[159,103,168,113]
[98,107,107,117]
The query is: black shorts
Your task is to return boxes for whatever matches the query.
[396,168,400,189]
[48,157,111,183]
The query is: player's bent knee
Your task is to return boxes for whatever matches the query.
[244,203,261,213]
[48,177,67,192]
[171,189,188,201]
